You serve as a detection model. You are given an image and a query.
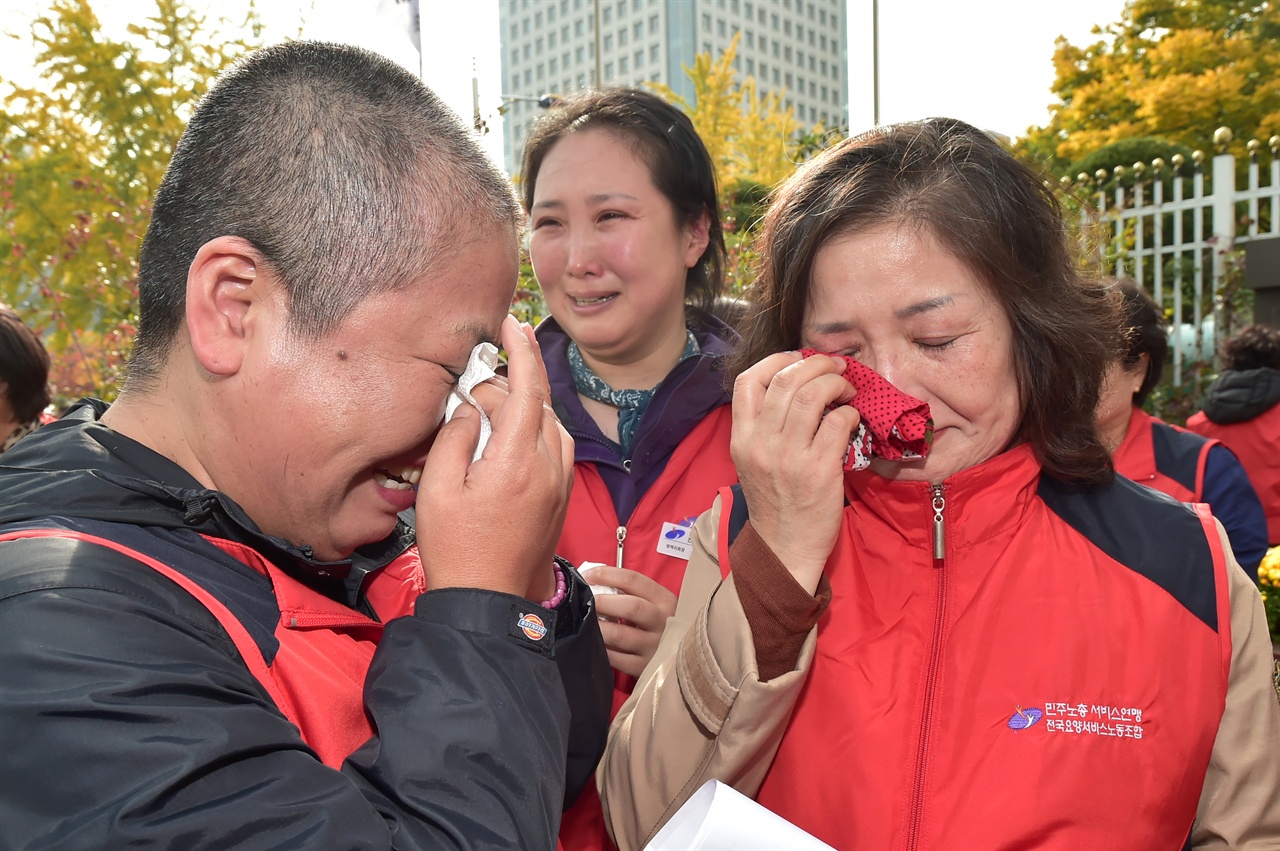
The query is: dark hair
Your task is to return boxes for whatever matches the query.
[1222,324,1280,371]
[709,294,750,333]
[0,306,52,424]
[732,117,1122,486]
[518,87,725,312]
[1112,278,1167,406]
[130,41,520,386]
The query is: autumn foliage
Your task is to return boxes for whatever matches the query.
[1,0,256,405]
[1019,0,1280,177]
[647,34,840,296]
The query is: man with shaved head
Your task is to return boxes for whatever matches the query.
[0,41,609,849]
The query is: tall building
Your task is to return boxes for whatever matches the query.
[498,0,849,175]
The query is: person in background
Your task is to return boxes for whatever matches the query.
[0,41,610,850]
[0,305,54,454]
[1188,324,1280,546]
[599,118,1280,850]
[1098,279,1268,579]
[520,87,738,850]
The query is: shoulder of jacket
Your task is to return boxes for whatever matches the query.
[0,531,235,646]
[1036,474,1222,632]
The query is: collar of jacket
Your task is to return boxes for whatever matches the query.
[536,308,736,468]
[1112,405,1159,483]
[1201,367,1280,424]
[0,398,416,588]
[843,443,1043,556]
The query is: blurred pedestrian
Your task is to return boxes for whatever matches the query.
[1187,324,1280,546]
[1098,280,1268,578]
[0,305,53,455]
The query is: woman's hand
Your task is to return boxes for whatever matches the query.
[730,352,859,594]
[583,566,677,678]
[415,316,575,601]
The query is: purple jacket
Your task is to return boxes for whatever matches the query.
[536,309,736,524]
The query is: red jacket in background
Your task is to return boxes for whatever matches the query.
[1188,402,1280,544]
[1113,405,1214,500]
[557,406,736,851]
[540,313,739,851]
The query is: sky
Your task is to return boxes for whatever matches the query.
[0,0,1129,172]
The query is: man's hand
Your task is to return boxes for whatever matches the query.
[730,352,858,595]
[581,566,677,677]
[415,316,574,600]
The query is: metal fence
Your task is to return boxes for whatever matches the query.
[1065,130,1280,386]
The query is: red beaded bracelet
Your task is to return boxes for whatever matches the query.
[539,559,567,609]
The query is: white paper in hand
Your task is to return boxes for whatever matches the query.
[442,342,500,462]
[644,780,835,851]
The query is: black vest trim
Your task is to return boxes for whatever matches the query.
[1150,420,1207,495]
[1037,474,1218,632]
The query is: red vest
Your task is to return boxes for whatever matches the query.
[557,404,736,708]
[1188,403,1280,543]
[1113,406,1214,501]
[558,405,736,851]
[725,447,1231,850]
[0,527,422,768]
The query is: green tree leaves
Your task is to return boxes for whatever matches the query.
[1018,0,1280,178]
[1,0,256,402]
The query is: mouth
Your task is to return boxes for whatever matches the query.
[374,466,422,491]
[569,293,618,307]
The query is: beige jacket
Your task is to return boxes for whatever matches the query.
[598,497,1280,851]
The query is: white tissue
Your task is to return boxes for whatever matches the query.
[577,561,621,604]
[443,341,500,462]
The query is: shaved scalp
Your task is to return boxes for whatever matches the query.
[131,41,520,386]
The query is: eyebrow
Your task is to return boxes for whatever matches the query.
[806,295,956,335]
[895,295,954,319]
[807,318,859,336]
[455,321,494,349]
[429,322,494,379]
[530,192,639,211]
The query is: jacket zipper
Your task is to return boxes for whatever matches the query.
[908,484,948,851]
[615,525,627,570]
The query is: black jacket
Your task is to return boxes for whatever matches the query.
[1198,367,1280,424]
[0,400,611,850]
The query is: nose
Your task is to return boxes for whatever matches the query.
[862,347,902,392]
[565,229,600,279]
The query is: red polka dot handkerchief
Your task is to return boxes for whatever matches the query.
[800,349,934,470]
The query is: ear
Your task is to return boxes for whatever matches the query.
[683,208,712,269]
[1133,352,1152,392]
[185,236,271,377]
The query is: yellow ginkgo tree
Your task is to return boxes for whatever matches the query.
[1,0,258,403]
[646,33,838,295]
[1018,0,1280,177]
[648,32,821,192]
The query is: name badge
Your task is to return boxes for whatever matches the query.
[656,521,694,560]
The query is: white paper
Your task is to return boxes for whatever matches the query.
[644,780,836,851]
[442,342,500,461]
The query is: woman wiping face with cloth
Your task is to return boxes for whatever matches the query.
[597,118,1280,850]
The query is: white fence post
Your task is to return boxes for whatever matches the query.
[1079,128,1279,393]
[1212,128,1238,363]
